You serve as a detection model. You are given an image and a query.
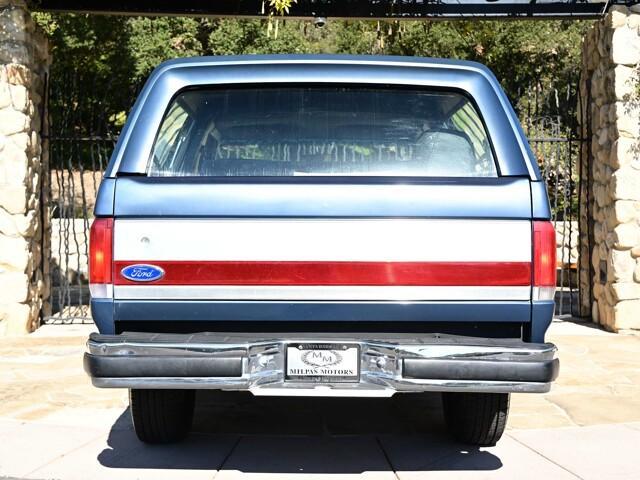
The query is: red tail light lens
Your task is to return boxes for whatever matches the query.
[89,217,113,285]
[533,221,556,287]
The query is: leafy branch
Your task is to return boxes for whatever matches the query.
[263,0,297,38]
[268,0,297,16]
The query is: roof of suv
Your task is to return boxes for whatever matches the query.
[156,54,493,74]
[150,55,501,93]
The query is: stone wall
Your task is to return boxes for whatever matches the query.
[0,0,49,334]
[579,5,640,332]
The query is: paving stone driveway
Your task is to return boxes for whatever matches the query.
[1,319,639,479]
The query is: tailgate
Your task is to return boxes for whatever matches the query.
[111,178,533,325]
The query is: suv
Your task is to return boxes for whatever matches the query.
[84,55,559,446]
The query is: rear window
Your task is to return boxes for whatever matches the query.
[149,86,497,178]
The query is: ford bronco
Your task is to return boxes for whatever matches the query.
[84,55,559,446]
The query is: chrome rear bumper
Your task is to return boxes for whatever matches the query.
[84,332,558,397]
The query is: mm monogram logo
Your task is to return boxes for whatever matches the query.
[301,350,342,368]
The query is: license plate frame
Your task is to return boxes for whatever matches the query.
[285,343,360,383]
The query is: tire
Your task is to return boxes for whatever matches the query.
[129,389,195,444]
[442,392,510,446]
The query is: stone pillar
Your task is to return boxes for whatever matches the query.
[579,5,640,333]
[0,0,50,335]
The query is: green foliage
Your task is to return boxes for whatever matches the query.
[207,19,309,55]
[333,21,383,54]
[33,13,590,137]
[33,13,134,137]
[334,20,589,121]
[127,17,202,81]
[33,13,131,80]
[207,19,335,55]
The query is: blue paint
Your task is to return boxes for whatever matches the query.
[114,300,532,323]
[531,181,552,220]
[529,301,555,343]
[120,264,165,282]
[94,178,115,217]
[91,298,114,334]
[114,177,532,219]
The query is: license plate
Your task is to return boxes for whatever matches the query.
[286,343,360,383]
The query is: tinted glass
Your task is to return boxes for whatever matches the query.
[149,87,497,177]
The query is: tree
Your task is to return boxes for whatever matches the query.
[334,19,588,121]
[127,17,203,81]
[206,18,335,55]
[35,13,588,134]
[33,13,134,134]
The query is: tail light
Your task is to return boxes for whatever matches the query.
[89,217,113,298]
[533,220,556,301]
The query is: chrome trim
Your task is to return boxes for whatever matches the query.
[249,387,396,397]
[91,377,551,394]
[86,333,557,396]
[113,285,532,301]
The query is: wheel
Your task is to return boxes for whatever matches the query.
[129,389,195,444]
[442,392,510,446]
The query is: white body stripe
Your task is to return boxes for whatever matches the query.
[114,219,531,262]
[114,285,530,301]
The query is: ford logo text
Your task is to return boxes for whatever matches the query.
[120,264,165,282]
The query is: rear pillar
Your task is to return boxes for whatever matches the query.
[579,5,640,332]
[0,0,50,334]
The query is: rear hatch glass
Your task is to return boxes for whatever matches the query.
[149,86,497,178]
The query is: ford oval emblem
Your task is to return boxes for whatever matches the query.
[120,264,165,282]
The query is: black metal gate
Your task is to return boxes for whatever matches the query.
[44,73,136,324]
[43,75,584,323]
[520,82,584,316]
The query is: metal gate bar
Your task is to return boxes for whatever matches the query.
[44,72,128,324]
[522,83,583,316]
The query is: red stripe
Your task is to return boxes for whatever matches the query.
[114,261,531,286]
